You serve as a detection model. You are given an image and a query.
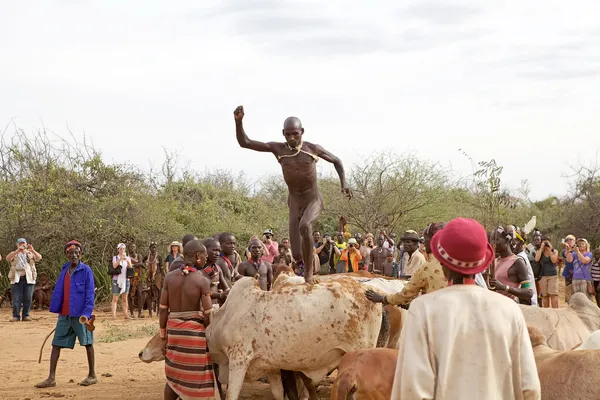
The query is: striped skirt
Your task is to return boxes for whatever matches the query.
[165,312,216,399]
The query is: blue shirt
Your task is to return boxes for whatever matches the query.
[562,250,574,279]
[573,252,593,281]
[49,261,95,319]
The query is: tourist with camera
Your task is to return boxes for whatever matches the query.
[338,238,362,273]
[566,238,593,299]
[534,235,559,308]
[314,232,333,275]
[7,237,42,322]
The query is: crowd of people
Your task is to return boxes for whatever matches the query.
[1,218,598,398]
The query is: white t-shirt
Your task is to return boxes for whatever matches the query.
[392,284,541,400]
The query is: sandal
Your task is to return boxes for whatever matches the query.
[35,379,56,388]
[78,377,97,386]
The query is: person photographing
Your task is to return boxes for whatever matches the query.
[534,235,559,308]
[339,238,362,273]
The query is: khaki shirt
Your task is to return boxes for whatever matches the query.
[386,257,447,306]
[402,250,426,276]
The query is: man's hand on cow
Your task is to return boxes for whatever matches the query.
[365,289,385,304]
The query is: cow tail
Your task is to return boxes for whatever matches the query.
[376,306,390,348]
[335,371,358,400]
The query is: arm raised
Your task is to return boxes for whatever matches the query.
[234,105,277,153]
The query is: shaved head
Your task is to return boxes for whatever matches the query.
[182,233,198,247]
[203,238,219,249]
[283,116,302,129]
[183,240,206,266]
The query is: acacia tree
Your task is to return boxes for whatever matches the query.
[321,152,456,235]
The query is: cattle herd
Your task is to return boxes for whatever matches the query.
[136,267,600,400]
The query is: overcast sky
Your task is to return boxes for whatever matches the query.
[2,0,599,200]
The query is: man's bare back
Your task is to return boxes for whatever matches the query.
[234,105,352,284]
[162,268,211,313]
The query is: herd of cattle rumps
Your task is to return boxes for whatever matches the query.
[138,272,600,400]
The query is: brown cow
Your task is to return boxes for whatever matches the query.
[529,325,600,400]
[330,348,398,400]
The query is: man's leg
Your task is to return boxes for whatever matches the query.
[128,289,135,317]
[288,207,302,263]
[298,196,323,283]
[11,281,23,320]
[80,345,97,385]
[22,283,34,319]
[35,345,61,387]
[164,383,178,400]
[77,317,97,386]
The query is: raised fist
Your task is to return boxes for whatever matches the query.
[233,105,244,121]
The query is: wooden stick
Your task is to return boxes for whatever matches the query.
[38,328,56,364]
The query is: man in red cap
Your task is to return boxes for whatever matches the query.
[391,218,541,400]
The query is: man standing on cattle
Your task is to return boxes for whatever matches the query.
[391,218,541,399]
[366,223,448,307]
[35,241,97,389]
[159,240,216,400]
[490,226,535,305]
[234,105,352,284]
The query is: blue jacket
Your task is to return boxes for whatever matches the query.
[49,261,95,319]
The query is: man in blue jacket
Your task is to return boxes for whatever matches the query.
[35,240,97,388]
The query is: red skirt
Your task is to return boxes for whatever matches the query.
[165,314,215,399]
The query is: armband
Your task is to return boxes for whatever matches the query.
[159,304,168,309]
[520,280,531,289]
[203,308,213,315]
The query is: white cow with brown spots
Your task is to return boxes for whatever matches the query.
[206,275,383,400]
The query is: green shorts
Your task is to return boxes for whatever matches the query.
[51,315,94,349]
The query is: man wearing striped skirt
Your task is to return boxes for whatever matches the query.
[160,240,217,399]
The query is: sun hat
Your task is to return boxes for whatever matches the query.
[263,229,273,236]
[169,241,183,253]
[117,243,126,250]
[401,230,420,241]
[347,238,358,245]
[430,218,494,275]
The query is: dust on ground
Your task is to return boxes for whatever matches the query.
[0,308,332,400]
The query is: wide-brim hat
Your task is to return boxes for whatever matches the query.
[347,238,358,245]
[263,229,273,235]
[401,230,420,242]
[430,218,494,275]
[169,241,183,253]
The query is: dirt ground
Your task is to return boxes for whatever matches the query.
[0,278,570,400]
[0,307,332,400]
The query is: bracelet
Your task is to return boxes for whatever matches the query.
[505,285,510,293]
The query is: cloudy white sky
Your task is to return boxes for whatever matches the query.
[2,0,599,200]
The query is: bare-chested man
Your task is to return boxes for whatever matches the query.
[370,235,388,274]
[237,239,273,291]
[216,232,241,287]
[202,238,231,307]
[160,240,216,400]
[234,105,352,284]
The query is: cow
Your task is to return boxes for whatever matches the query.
[330,348,398,400]
[519,293,600,350]
[206,275,382,400]
[528,325,600,400]
[575,330,600,350]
